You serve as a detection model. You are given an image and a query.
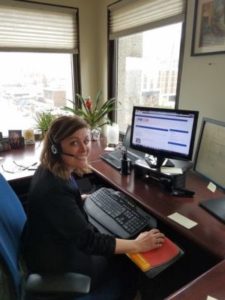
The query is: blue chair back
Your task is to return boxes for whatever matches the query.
[0,173,27,298]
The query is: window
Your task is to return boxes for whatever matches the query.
[0,1,79,137]
[108,0,185,133]
[0,52,73,136]
[116,23,182,132]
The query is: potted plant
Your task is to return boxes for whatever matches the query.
[63,90,116,140]
[34,111,56,139]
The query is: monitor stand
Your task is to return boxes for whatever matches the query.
[134,158,195,197]
[162,158,175,168]
[145,155,174,170]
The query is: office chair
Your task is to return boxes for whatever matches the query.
[0,173,91,300]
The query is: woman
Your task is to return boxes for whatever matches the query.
[22,115,165,299]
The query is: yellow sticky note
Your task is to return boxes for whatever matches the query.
[104,147,115,151]
[207,296,218,300]
[161,167,183,175]
[207,182,217,193]
[168,212,198,229]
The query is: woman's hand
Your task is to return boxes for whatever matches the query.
[134,228,165,252]
[115,228,165,254]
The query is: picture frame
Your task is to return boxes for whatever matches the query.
[8,130,24,149]
[192,0,225,56]
[0,138,11,152]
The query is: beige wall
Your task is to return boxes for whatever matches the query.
[180,0,225,129]
[98,0,225,146]
[29,0,225,132]
[98,0,225,137]
[29,0,100,98]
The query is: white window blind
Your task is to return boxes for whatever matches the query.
[109,0,185,39]
[0,0,78,53]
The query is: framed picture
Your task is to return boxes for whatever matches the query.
[192,0,225,56]
[23,129,35,145]
[8,130,24,149]
[0,138,11,152]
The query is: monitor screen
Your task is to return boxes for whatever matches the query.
[130,106,199,168]
[194,118,225,191]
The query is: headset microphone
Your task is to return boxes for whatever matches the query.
[50,136,76,158]
[61,152,76,158]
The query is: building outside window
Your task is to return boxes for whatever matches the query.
[0,53,73,136]
[116,23,182,132]
[0,1,78,137]
[108,0,185,133]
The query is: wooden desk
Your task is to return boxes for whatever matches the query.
[4,141,224,259]
[166,260,225,300]
[2,140,225,298]
[0,142,42,182]
[90,158,225,298]
[0,139,107,209]
[0,138,107,182]
[90,159,225,260]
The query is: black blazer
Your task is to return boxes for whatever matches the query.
[22,165,115,284]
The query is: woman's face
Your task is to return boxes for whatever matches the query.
[60,127,91,172]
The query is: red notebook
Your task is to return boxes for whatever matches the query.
[127,237,183,278]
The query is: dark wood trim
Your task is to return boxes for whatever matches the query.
[176,0,188,109]
[14,0,77,10]
[107,6,117,123]
[74,8,82,103]
[107,1,187,113]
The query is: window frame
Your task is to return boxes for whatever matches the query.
[107,1,187,130]
[0,0,81,118]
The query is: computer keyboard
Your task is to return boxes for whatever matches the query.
[84,187,157,239]
[100,150,140,170]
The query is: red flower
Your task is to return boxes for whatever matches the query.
[85,98,92,111]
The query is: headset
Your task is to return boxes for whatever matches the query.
[50,135,60,155]
[50,135,75,158]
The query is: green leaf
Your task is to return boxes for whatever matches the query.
[62,90,117,129]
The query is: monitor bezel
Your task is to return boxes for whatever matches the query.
[130,106,199,164]
[194,117,225,191]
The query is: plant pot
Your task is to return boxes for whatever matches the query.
[91,128,101,141]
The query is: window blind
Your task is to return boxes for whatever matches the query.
[0,0,78,53]
[109,0,185,39]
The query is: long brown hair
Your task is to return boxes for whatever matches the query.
[41,115,90,180]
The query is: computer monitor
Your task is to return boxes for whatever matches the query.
[194,118,225,191]
[130,106,199,169]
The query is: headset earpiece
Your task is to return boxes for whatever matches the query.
[51,143,58,155]
[50,135,59,155]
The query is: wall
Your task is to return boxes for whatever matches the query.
[179,0,225,129]
[27,0,99,99]
[98,0,225,139]
[27,0,225,133]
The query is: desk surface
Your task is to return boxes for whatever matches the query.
[166,260,225,300]
[90,156,225,298]
[2,138,225,298]
[0,139,107,181]
[2,139,225,258]
[0,143,42,181]
[90,159,225,260]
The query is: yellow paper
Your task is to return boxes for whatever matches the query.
[168,212,198,229]
[207,182,217,193]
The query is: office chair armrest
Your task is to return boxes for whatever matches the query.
[25,272,91,295]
